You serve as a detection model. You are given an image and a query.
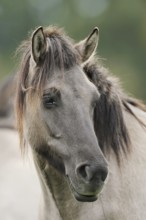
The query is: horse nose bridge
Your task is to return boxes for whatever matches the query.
[70,107,95,139]
[73,120,99,148]
[71,129,107,165]
[75,133,105,161]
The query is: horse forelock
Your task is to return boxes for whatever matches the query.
[15,26,79,151]
[30,26,79,91]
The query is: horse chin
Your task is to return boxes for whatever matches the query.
[66,176,99,202]
[73,191,98,202]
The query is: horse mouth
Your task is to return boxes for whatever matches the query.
[67,176,98,202]
[73,190,98,202]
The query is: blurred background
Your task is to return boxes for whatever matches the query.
[0,0,146,99]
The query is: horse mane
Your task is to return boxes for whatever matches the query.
[83,61,146,162]
[16,25,146,162]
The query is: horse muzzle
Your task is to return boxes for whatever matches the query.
[67,162,108,202]
[67,176,104,202]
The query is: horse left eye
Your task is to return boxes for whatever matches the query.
[43,96,57,108]
[43,88,61,109]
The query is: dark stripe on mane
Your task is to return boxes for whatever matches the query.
[84,61,146,162]
[84,63,129,162]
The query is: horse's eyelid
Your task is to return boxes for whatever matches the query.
[43,88,61,97]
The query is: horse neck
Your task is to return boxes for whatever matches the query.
[33,153,82,220]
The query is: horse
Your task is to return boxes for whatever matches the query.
[15,25,146,220]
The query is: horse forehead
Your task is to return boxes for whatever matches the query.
[46,65,95,94]
[66,66,90,85]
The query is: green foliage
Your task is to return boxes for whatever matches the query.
[0,0,146,99]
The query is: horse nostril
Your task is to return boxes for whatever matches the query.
[77,164,89,179]
[95,167,108,182]
[76,163,108,183]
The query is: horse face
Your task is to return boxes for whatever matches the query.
[23,27,108,202]
[25,64,108,202]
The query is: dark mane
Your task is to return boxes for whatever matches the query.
[84,61,146,162]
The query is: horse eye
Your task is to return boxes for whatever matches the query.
[43,95,57,109]
[43,88,61,109]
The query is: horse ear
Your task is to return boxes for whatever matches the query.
[75,27,99,62]
[32,26,47,63]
